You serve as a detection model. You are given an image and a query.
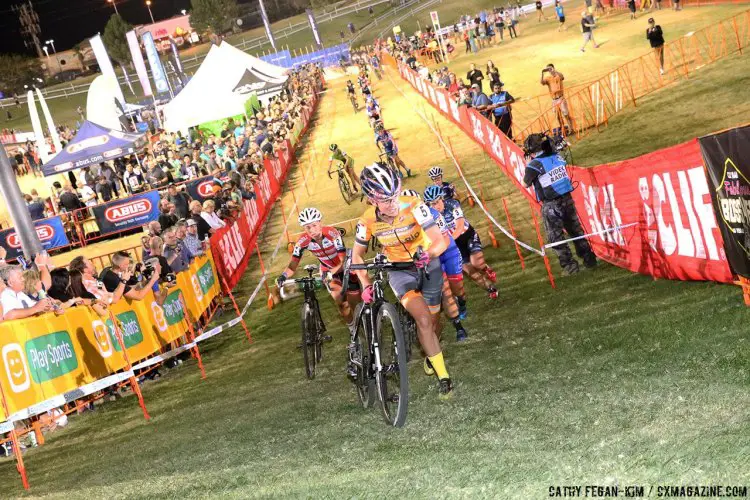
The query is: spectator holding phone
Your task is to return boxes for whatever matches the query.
[0,265,53,320]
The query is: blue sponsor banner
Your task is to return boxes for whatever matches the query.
[142,32,169,95]
[92,190,161,236]
[261,44,350,68]
[260,50,293,68]
[0,216,70,260]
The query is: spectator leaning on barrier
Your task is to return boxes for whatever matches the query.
[0,265,53,320]
[489,81,515,138]
[470,83,492,118]
[69,256,117,304]
[201,200,226,231]
[48,267,107,316]
[162,226,192,273]
[183,219,205,257]
[58,183,84,213]
[101,251,160,301]
[79,181,98,207]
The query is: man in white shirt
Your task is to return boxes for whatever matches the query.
[0,265,52,320]
[79,183,98,207]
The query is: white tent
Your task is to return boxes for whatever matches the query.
[163,42,288,133]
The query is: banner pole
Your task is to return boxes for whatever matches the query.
[178,291,207,379]
[220,276,253,342]
[108,310,151,420]
[528,201,556,289]
[0,385,30,489]
[503,197,526,270]
[477,181,498,248]
[277,195,292,245]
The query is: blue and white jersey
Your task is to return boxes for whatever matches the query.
[376,131,398,155]
[442,198,471,232]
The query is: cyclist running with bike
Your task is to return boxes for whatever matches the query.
[328,144,361,193]
[428,166,457,200]
[365,95,381,129]
[375,124,411,178]
[423,185,499,299]
[404,189,468,341]
[352,164,455,399]
[277,208,361,332]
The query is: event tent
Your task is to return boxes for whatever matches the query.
[163,42,288,133]
[42,120,146,176]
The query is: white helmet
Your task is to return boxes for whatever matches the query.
[401,189,421,199]
[428,166,443,179]
[298,207,322,226]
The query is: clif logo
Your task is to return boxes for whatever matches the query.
[7,225,53,248]
[2,344,30,393]
[105,200,152,223]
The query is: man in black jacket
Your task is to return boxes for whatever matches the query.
[158,199,178,230]
[647,18,665,74]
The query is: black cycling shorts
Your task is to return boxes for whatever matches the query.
[454,225,483,263]
[330,270,361,293]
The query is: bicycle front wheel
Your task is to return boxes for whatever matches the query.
[339,175,353,205]
[352,303,376,408]
[374,303,409,427]
[301,303,316,379]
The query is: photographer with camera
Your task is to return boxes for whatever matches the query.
[522,133,597,275]
[100,251,161,302]
[147,237,178,303]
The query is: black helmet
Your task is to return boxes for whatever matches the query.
[523,133,551,158]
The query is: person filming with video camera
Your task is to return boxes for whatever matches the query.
[522,133,597,275]
[100,251,161,302]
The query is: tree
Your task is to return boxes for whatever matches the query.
[190,0,240,35]
[0,54,43,94]
[102,14,133,65]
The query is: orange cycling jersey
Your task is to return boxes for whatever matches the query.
[354,195,436,262]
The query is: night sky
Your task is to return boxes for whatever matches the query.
[0,0,193,56]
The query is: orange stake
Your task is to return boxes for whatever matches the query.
[108,310,151,420]
[298,159,312,196]
[477,181,498,248]
[178,292,207,379]
[502,197,526,270]
[277,195,291,246]
[255,246,272,301]
[0,387,30,489]
[221,276,253,342]
[528,201,556,289]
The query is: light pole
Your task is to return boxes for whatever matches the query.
[42,45,50,66]
[45,40,59,72]
[108,0,119,15]
[146,0,155,23]
[45,39,56,55]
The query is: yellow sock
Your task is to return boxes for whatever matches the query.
[428,352,449,380]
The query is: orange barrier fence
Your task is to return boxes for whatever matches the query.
[516,8,750,141]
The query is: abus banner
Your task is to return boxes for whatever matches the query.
[92,190,161,236]
[390,57,733,283]
[0,216,70,260]
[699,125,750,278]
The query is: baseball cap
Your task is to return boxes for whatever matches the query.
[471,83,480,88]
[186,219,197,226]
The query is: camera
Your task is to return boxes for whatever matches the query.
[135,257,159,282]
[162,272,177,287]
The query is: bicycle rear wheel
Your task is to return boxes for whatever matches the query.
[351,303,376,408]
[301,303,316,379]
[375,303,409,427]
[338,175,352,205]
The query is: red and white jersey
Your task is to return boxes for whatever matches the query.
[292,226,346,270]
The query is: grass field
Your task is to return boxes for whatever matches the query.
[2,25,749,495]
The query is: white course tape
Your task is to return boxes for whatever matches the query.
[543,222,639,249]
[0,370,135,426]
[131,344,196,371]
[385,70,545,257]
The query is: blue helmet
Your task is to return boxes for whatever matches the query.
[360,163,402,201]
[423,185,444,203]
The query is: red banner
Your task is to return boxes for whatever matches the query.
[209,94,317,291]
[392,59,733,283]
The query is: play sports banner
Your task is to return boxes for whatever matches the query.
[209,90,318,290]
[0,216,70,259]
[388,57,733,283]
[0,253,219,420]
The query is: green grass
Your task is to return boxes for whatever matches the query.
[572,49,750,166]
[2,41,749,496]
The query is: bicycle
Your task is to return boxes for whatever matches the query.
[378,152,410,179]
[328,161,354,205]
[280,264,327,379]
[396,301,418,362]
[342,250,426,427]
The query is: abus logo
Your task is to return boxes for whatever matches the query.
[197,180,214,197]
[7,225,53,248]
[66,135,109,154]
[105,199,152,223]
